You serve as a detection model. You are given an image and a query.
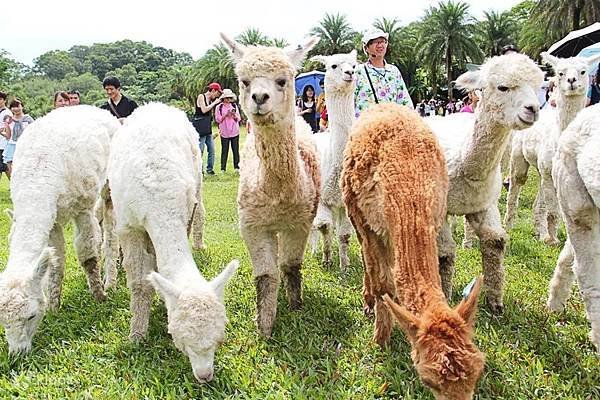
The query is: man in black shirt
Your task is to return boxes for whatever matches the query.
[100,76,138,122]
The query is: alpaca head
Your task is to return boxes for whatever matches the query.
[383,278,485,400]
[220,33,319,127]
[456,53,544,130]
[541,52,600,98]
[0,248,56,354]
[311,50,357,94]
[148,260,238,383]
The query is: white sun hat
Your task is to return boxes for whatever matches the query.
[362,29,389,46]
[221,88,237,100]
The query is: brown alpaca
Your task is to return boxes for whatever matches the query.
[342,103,485,399]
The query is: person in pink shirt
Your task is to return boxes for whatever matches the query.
[214,89,241,172]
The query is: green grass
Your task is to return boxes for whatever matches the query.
[0,133,598,399]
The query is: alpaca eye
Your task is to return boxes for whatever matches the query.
[580,71,585,75]
[27,314,36,321]
[558,72,564,77]
[241,80,250,87]
[276,79,286,87]
[331,64,338,69]
[497,85,509,92]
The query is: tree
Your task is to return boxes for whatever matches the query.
[33,50,77,80]
[418,0,483,100]
[236,28,271,46]
[532,0,600,33]
[477,10,517,57]
[309,13,357,56]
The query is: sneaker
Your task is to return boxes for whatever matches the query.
[234,168,240,174]
[207,170,215,175]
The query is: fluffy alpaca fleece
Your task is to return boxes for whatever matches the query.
[548,103,600,353]
[505,53,600,245]
[309,50,357,270]
[0,106,119,353]
[221,33,321,337]
[424,53,544,313]
[342,103,484,400]
[108,103,237,381]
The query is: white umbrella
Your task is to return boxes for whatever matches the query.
[548,22,600,57]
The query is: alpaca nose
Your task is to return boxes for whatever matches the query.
[345,70,354,76]
[252,92,270,106]
[524,104,539,115]
[567,77,577,84]
[194,369,214,383]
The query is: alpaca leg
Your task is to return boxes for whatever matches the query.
[47,224,66,311]
[101,191,120,291]
[462,217,478,249]
[547,240,575,312]
[467,207,507,314]
[540,171,561,246]
[121,229,155,341]
[74,211,106,302]
[374,296,394,348]
[533,183,548,241]
[191,176,206,250]
[279,227,310,310]
[241,225,279,337]
[314,205,333,266]
[437,218,456,301]
[504,151,528,229]
[336,209,354,272]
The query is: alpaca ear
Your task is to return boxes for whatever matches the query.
[455,276,483,327]
[310,55,329,65]
[147,272,181,309]
[455,70,481,92]
[382,294,420,341]
[220,33,246,64]
[210,259,239,302]
[349,49,357,61]
[31,247,56,290]
[287,36,320,68]
[541,52,560,68]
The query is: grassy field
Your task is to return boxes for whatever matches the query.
[0,132,598,399]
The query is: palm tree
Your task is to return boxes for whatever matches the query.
[236,28,271,46]
[309,13,356,55]
[418,0,483,100]
[478,10,517,57]
[532,0,600,33]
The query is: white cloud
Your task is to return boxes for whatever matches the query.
[4,0,522,65]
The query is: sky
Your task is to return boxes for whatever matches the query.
[4,0,523,66]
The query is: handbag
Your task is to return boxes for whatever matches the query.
[192,116,212,136]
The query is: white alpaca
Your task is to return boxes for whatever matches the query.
[221,34,321,337]
[309,50,357,270]
[548,103,600,353]
[108,103,237,382]
[0,106,119,353]
[505,53,600,245]
[422,54,544,313]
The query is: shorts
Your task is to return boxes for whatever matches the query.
[3,143,15,164]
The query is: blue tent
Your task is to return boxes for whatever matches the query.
[295,70,325,97]
[577,42,600,74]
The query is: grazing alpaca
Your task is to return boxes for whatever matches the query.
[310,50,357,270]
[424,53,544,312]
[548,103,600,353]
[505,53,600,245]
[0,106,119,353]
[342,103,484,399]
[221,34,320,337]
[108,103,237,381]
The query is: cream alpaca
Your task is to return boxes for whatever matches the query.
[425,53,544,312]
[221,33,321,337]
[0,106,119,353]
[342,103,484,400]
[548,103,600,353]
[108,103,237,382]
[505,53,600,245]
[310,50,357,270]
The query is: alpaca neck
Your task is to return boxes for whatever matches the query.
[7,204,57,268]
[557,91,587,132]
[459,105,511,181]
[146,223,204,286]
[326,88,354,166]
[252,117,300,189]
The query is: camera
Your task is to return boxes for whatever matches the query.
[3,115,12,124]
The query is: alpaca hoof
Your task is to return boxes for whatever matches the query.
[486,300,504,315]
[257,320,274,338]
[547,299,565,313]
[363,304,374,318]
[93,290,107,302]
[542,236,561,247]
[462,240,473,249]
[129,332,146,342]
[192,241,206,250]
[48,299,61,312]
[502,179,510,191]
[288,298,302,311]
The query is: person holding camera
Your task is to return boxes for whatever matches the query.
[214,89,241,173]
[2,98,34,179]
[194,82,223,175]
